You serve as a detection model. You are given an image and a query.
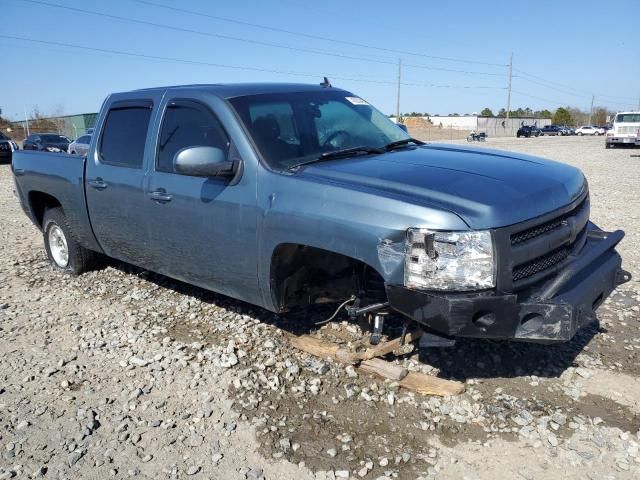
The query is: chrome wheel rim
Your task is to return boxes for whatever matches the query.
[48,225,69,267]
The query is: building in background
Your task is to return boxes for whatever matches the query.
[427,115,552,137]
[10,112,98,141]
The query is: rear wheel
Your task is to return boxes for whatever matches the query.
[43,207,96,275]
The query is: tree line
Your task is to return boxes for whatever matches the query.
[392,105,615,126]
[0,106,66,142]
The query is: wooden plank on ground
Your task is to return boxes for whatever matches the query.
[399,371,465,396]
[359,357,408,381]
[357,330,423,361]
[287,333,464,397]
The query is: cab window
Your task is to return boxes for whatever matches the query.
[99,102,152,168]
[157,100,229,174]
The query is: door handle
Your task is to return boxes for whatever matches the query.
[13,169,25,176]
[148,190,173,203]
[88,179,108,190]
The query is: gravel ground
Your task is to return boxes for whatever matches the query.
[1,136,639,480]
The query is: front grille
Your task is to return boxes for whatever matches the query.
[511,198,586,245]
[619,126,639,135]
[0,143,10,152]
[512,245,571,282]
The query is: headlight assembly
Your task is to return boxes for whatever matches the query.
[405,229,495,291]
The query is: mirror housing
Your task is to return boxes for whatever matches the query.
[397,123,408,133]
[174,146,237,178]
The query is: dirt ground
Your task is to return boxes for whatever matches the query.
[1,136,639,479]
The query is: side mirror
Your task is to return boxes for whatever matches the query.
[397,123,408,133]
[174,146,236,177]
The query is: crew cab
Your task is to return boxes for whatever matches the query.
[12,83,630,344]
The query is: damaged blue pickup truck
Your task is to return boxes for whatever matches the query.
[12,83,630,344]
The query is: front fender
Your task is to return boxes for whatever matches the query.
[257,170,468,311]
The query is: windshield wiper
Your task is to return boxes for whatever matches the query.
[383,137,425,151]
[287,146,383,171]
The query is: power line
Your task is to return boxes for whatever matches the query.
[20,0,506,77]
[0,34,391,83]
[403,63,507,76]
[511,89,578,107]
[0,34,506,91]
[132,0,508,67]
[515,75,591,99]
[514,76,636,108]
[514,68,637,102]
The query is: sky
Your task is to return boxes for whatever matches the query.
[1,0,639,121]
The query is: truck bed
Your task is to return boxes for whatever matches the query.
[12,151,102,252]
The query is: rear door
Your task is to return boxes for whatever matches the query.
[85,92,163,266]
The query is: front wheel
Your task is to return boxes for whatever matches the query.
[578,132,583,136]
[43,207,96,275]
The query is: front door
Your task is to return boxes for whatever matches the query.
[144,96,260,302]
[85,95,161,266]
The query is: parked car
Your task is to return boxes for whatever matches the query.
[23,133,71,152]
[68,134,92,156]
[11,82,630,345]
[0,131,19,164]
[539,125,563,136]
[575,126,600,136]
[560,126,575,135]
[516,125,540,138]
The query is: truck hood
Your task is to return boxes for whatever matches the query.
[300,144,586,229]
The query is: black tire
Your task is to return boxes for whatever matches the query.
[43,207,96,275]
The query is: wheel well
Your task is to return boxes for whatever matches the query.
[28,191,62,228]
[270,243,385,312]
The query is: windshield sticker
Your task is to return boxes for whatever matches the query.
[345,96,369,105]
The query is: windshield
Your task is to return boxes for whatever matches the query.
[41,134,70,143]
[229,90,409,170]
[0,132,9,141]
[615,113,640,123]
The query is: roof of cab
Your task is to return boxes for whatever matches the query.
[131,82,349,99]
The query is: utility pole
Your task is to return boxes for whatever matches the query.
[588,95,595,124]
[396,58,402,121]
[506,53,513,120]
[23,107,30,137]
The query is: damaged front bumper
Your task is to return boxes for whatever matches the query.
[386,228,631,344]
